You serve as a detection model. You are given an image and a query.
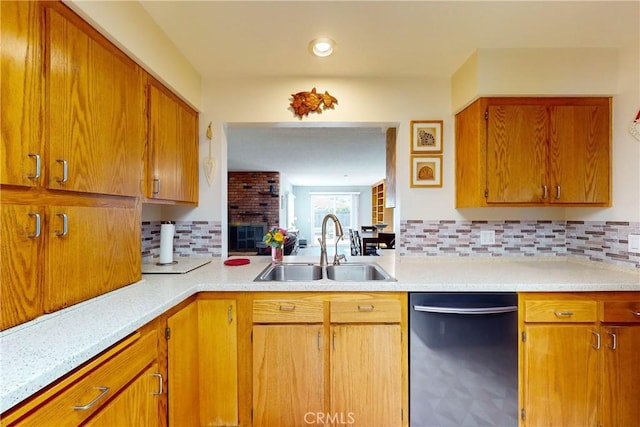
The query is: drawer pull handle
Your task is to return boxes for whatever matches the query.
[555,185,561,199]
[607,332,617,350]
[73,386,110,410]
[151,373,163,395]
[55,213,68,237]
[279,305,295,311]
[152,178,160,195]
[554,311,573,317]
[632,310,640,317]
[358,305,375,312]
[228,305,233,324]
[591,330,601,350]
[56,159,68,183]
[542,185,548,200]
[27,212,41,238]
[28,153,41,179]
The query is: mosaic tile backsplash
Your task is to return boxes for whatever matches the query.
[142,221,222,261]
[400,220,640,269]
[142,220,639,269]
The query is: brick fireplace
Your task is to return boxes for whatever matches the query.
[228,171,280,252]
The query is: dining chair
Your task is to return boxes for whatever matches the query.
[349,229,361,256]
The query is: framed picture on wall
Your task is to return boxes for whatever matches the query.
[410,155,442,188]
[411,120,443,153]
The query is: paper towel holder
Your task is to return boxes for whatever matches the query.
[157,221,178,266]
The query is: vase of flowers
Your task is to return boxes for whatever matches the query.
[263,227,287,264]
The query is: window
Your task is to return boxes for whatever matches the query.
[310,193,359,245]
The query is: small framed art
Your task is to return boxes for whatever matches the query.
[411,120,443,153]
[410,155,442,188]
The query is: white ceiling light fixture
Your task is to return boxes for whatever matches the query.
[309,37,336,57]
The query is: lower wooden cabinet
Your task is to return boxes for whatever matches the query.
[167,297,238,427]
[251,293,407,427]
[252,324,325,426]
[519,292,640,427]
[1,326,162,426]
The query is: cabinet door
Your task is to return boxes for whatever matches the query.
[0,1,42,187]
[549,104,610,204]
[167,301,200,427]
[486,105,548,204]
[331,324,403,427]
[253,325,324,426]
[85,364,161,427]
[601,325,640,427]
[147,83,198,204]
[198,299,238,426]
[0,204,43,330]
[44,203,141,312]
[45,6,144,197]
[522,324,598,426]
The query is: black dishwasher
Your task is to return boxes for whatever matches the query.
[409,293,518,427]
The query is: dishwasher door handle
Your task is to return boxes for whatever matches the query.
[413,305,518,315]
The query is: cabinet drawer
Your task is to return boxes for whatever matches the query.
[524,300,597,323]
[601,301,640,323]
[330,300,401,323]
[5,331,156,426]
[253,300,324,323]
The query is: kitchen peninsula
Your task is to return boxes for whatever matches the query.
[1,254,638,425]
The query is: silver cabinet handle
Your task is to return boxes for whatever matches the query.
[333,331,336,350]
[152,178,160,195]
[73,386,109,410]
[27,212,41,238]
[279,305,295,311]
[542,185,548,200]
[56,159,68,183]
[358,305,375,312]
[607,332,617,350]
[632,310,640,317]
[317,331,321,350]
[591,330,601,350]
[151,373,163,396]
[28,153,41,179]
[228,305,233,324]
[555,185,561,199]
[55,213,68,237]
[554,310,574,318]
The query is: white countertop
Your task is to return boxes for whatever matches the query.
[1,254,638,413]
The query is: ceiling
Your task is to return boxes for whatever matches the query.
[138,1,638,187]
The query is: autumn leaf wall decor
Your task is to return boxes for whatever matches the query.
[290,88,338,118]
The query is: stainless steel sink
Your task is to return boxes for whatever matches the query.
[254,263,323,282]
[325,263,395,282]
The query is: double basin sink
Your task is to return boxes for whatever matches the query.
[254,262,395,282]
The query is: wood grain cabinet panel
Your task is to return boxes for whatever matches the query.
[0,1,42,188]
[0,204,43,330]
[147,81,199,205]
[44,203,141,313]
[456,97,611,207]
[45,5,145,197]
[253,325,325,426]
[520,293,640,427]
[331,324,403,427]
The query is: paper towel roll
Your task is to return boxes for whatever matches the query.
[159,222,175,264]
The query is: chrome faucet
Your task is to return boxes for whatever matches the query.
[318,213,346,266]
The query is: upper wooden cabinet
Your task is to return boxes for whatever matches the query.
[146,79,199,205]
[1,1,144,196]
[45,4,145,197]
[456,97,611,207]
[1,1,43,188]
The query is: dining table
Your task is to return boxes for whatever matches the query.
[359,231,380,254]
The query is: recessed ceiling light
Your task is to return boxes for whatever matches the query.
[309,38,335,57]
